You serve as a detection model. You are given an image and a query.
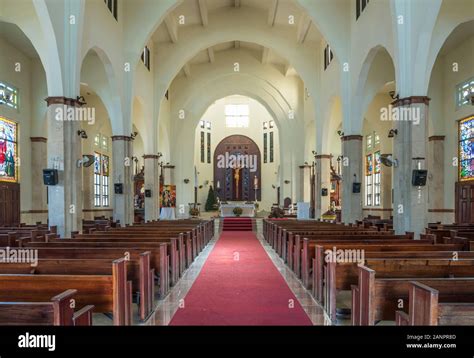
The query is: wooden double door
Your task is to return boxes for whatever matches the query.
[456,181,474,224]
[0,182,20,226]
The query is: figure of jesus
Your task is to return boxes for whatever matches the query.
[234,166,241,199]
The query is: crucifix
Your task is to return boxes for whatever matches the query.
[234,165,241,199]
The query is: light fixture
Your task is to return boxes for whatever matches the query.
[389,91,399,100]
[76,96,87,106]
[130,131,138,140]
[337,130,344,137]
[77,130,88,139]
[388,129,398,138]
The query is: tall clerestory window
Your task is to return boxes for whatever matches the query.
[456,77,474,109]
[225,104,249,128]
[365,132,381,206]
[104,0,118,21]
[94,134,110,207]
[356,0,370,20]
[0,82,18,110]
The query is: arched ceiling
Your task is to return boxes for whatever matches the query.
[151,0,324,82]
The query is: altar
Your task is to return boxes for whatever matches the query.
[219,202,256,217]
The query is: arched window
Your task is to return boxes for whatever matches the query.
[0,117,18,182]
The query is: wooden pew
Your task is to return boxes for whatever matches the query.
[352,264,474,325]
[395,281,474,325]
[0,257,131,326]
[8,245,170,298]
[0,289,94,326]
[0,253,154,322]
[23,239,178,288]
[321,251,474,322]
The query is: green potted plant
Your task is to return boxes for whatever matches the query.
[233,207,243,217]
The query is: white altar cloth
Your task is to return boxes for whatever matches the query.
[160,207,176,220]
[220,203,255,217]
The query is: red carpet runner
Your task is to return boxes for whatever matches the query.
[222,217,253,231]
[169,231,312,325]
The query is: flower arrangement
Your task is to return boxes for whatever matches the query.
[189,207,200,217]
[233,207,243,217]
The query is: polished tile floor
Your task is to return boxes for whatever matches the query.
[146,219,334,326]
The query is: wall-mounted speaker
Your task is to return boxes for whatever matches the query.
[412,169,428,186]
[114,183,123,194]
[352,182,361,193]
[145,190,152,198]
[43,169,58,186]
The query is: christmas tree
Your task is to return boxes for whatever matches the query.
[205,185,217,211]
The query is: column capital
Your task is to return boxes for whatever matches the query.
[391,96,431,107]
[429,135,445,141]
[111,135,133,142]
[30,137,47,143]
[45,96,83,107]
[341,135,363,142]
[143,154,160,159]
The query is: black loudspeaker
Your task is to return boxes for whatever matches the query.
[352,182,361,193]
[145,190,152,198]
[114,183,123,194]
[43,169,58,185]
[412,169,428,186]
[321,188,328,196]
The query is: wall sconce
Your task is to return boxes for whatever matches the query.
[389,91,399,100]
[77,130,88,139]
[184,179,190,184]
[130,131,138,140]
[388,129,398,138]
[337,130,344,137]
[284,180,290,184]
[76,96,87,106]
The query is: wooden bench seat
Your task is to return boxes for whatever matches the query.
[0,289,94,326]
[395,281,474,325]
[352,264,474,325]
[0,258,131,325]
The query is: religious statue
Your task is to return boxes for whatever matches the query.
[234,166,241,199]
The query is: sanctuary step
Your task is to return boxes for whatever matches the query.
[222,217,253,232]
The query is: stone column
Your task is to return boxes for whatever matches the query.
[341,135,363,224]
[163,165,175,185]
[143,154,160,222]
[315,155,331,219]
[30,137,48,223]
[45,97,83,237]
[380,158,393,220]
[392,97,430,237]
[299,165,311,203]
[427,135,446,223]
[112,136,134,226]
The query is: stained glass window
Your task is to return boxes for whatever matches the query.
[374,132,380,146]
[269,132,274,163]
[0,82,18,110]
[0,117,18,182]
[207,132,211,164]
[94,153,110,207]
[263,133,268,163]
[459,116,474,181]
[94,153,101,207]
[365,154,373,206]
[200,131,205,163]
[374,151,381,206]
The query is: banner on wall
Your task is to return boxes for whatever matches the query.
[160,185,176,208]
